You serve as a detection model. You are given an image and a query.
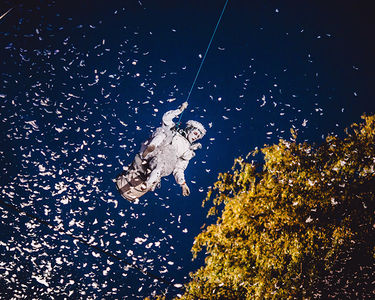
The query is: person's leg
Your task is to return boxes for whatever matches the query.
[140,155,162,191]
[142,133,165,158]
[142,144,155,158]
[145,168,161,188]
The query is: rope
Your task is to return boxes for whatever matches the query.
[178,0,229,125]
[0,198,184,293]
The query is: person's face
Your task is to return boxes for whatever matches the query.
[187,128,203,143]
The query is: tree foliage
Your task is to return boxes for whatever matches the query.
[180,115,375,299]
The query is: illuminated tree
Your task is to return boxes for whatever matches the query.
[180,115,375,299]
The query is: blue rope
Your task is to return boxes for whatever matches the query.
[178,0,229,125]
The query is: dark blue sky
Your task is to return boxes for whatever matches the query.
[1,0,374,298]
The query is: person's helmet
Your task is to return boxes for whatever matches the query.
[185,120,206,143]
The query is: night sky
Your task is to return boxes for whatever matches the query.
[1,0,375,298]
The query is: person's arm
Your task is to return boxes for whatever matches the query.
[173,156,191,196]
[162,102,188,128]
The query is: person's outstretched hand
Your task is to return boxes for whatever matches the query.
[181,182,190,196]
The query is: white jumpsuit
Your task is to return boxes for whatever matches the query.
[142,108,196,190]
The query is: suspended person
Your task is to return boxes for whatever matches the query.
[116,102,206,201]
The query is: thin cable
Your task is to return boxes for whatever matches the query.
[178,0,229,125]
[186,0,229,102]
[0,199,184,292]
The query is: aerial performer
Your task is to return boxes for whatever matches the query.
[116,102,206,202]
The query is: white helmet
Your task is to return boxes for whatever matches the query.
[185,120,206,143]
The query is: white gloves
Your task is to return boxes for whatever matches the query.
[179,101,188,112]
[181,182,190,196]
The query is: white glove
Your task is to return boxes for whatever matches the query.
[179,102,188,111]
[190,143,202,151]
[181,182,190,196]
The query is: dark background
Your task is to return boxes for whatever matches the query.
[1,0,374,298]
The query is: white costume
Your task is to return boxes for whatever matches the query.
[140,102,206,196]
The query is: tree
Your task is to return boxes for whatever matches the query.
[180,115,375,299]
